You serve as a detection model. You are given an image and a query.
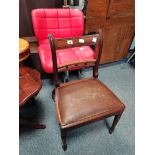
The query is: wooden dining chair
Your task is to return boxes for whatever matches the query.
[48,29,125,151]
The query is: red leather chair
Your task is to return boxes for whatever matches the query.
[31,9,95,75]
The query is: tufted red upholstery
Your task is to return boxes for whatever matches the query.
[38,44,95,73]
[32,9,95,73]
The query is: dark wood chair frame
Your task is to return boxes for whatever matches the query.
[49,29,123,151]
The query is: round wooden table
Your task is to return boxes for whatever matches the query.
[19,67,42,107]
[19,67,46,129]
[19,39,46,129]
[19,38,30,62]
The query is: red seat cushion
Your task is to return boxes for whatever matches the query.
[32,9,95,73]
[38,44,95,73]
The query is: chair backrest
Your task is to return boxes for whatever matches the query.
[32,8,84,43]
[48,29,103,87]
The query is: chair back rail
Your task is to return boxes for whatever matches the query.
[48,29,103,87]
[53,34,100,49]
[58,59,96,72]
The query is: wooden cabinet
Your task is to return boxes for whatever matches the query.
[85,0,135,64]
[101,19,134,63]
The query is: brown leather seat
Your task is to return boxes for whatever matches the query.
[56,78,125,129]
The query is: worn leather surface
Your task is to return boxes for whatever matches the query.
[32,9,95,73]
[55,78,125,129]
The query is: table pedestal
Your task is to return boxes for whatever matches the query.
[19,67,46,129]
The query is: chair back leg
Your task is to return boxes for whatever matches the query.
[109,114,122,134]
[64,71,69,82]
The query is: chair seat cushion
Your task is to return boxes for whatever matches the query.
[38,43,95,73]
[55,78,125,129]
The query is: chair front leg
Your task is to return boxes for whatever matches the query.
[60,129,67,151]
[109,114,122,134]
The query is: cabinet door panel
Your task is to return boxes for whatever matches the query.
[85,17,106,33]
[107,0,135,18]
[86,0,109,17]
[100,20,134,64]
